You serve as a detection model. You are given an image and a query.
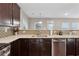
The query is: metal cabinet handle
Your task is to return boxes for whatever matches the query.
[53,39,66,42]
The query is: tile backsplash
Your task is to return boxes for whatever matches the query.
[18,30,50,35]
[0,26,13,38]
[19,30,79,36]
[0,26,79,38]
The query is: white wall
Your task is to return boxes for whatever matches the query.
[20,9,28,30]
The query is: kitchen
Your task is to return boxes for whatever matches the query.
[0,3,79,56]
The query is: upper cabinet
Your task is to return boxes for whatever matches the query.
[0,3,20,26]
[12,3,20,26]
[0,3,12,26]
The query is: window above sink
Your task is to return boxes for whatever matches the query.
[61,22,69,30]
[71,22,79,30]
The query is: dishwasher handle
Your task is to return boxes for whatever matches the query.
[53,39,66,42]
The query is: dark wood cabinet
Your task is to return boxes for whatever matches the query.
[20,39,29,56]
[28,38,51,56]
[66,39,76,56]
[0,3,12,26]
[10,39,21,56]
[10,39,29,56]
[28,39,40,56]
[10,38,52,56]
[0,3,20,26]
[10,38,79,56]
[12,3,20,26]
[76,39,79,56]
[39,39,51,56]
[66,38,79,56]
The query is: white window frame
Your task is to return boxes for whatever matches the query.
[61,22,69,30]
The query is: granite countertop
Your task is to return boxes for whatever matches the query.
[0,34,79,43]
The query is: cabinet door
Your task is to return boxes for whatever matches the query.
[20,39,29,56]
[28,39,40,56]
[28,38,51,56]
[10,38,52,56]
[76,39,79,56]
[20,39,41,56]
[66,39,76,56]
[13,3,20,26]
[0,3,12,26]
[39,39,51,56]
[20,39,40,56]
[10,39,21,56]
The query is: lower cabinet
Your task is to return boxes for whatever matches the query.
[10,38,52,56]
[19,39,29,56]
[10,38,79,56]
[66,39,76,56]
[66,38,79,56]
[75,39,79,56]
[10,39,21,56]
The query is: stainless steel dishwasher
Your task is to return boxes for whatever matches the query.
[52,39,66,56]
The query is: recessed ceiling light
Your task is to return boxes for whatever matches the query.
[38,21,42,24]
[64,12,68,16]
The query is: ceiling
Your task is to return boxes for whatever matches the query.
[18,3,79,18]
